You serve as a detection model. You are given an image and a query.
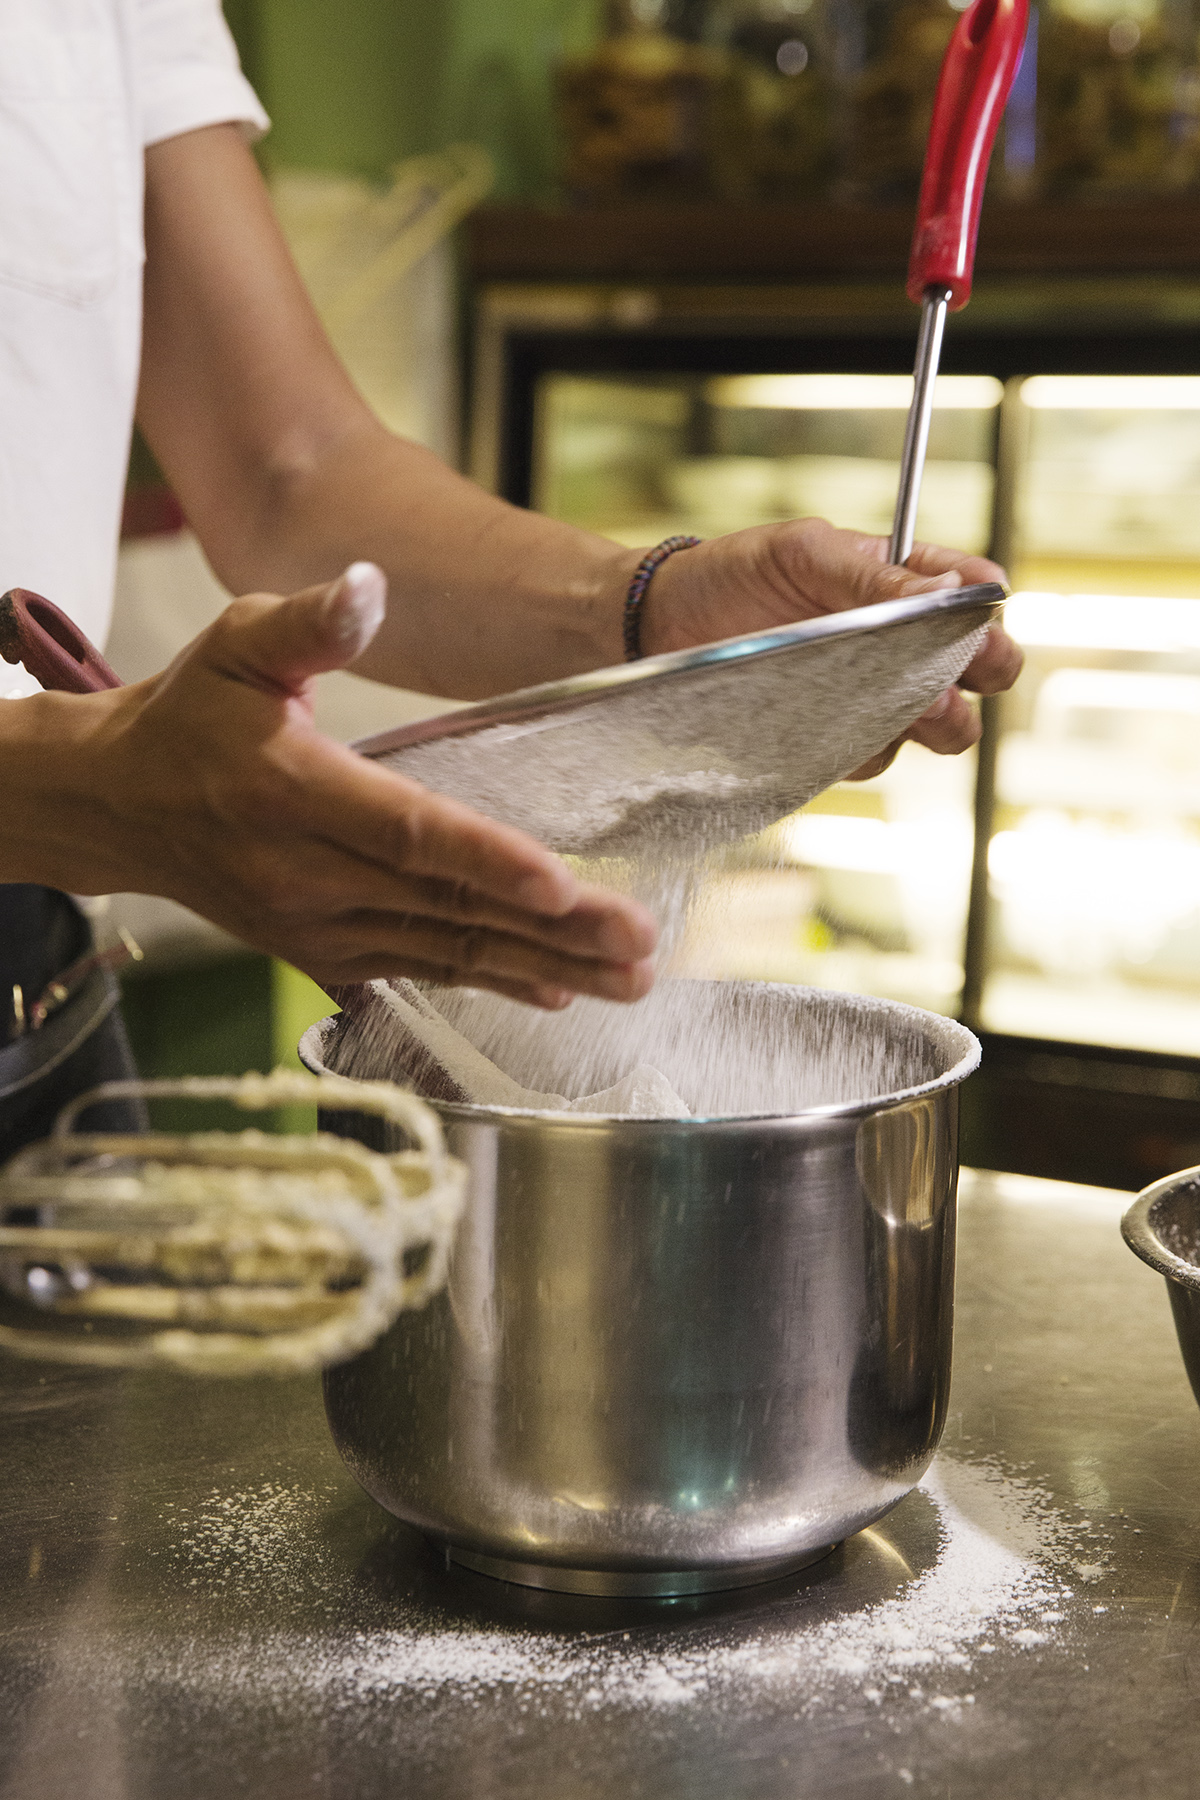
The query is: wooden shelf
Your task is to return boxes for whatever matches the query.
[467,199,1200,283]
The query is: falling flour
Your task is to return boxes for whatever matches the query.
[348,604,991,1119]
[154,1456,1105,1722]
[323,976,980,1119]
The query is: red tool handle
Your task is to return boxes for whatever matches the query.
[906,0,1030,311]
[0,588,122,694]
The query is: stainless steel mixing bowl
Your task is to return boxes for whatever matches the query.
[300,987,980,1596]
[1122,1172,1200,1411]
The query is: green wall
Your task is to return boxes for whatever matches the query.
[121,956,335,1133]
[226,0,604,199]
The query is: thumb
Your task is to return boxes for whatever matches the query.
[891,567,963,599]
[206,562,387,696]
[783,520,963,615]
[864,557,964,606]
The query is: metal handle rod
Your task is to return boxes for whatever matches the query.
[889,285,952,567]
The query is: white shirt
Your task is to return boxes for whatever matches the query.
[0,0,267,694]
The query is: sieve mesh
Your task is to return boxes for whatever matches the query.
[355,589,1001,856]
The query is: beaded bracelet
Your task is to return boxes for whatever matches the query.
[622,535,702,662]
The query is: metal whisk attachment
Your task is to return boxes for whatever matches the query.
[0,1070,466,1376]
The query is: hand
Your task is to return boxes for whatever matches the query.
[21,566,657,1007]
[640,517,1023,771]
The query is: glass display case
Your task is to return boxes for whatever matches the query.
[470,280,1200,1180]
[533,364,1200,1055]
[982,376,1200,1057]
[533,365,999,1017]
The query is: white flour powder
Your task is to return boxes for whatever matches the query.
[324,976,979,1119]
[337,977,694,1114]
[160,1483,339,1592]
[160,1456,1106,1721]
[1158,1190,1200,1267]
[351,604,990,1119]
[370,609,989,858]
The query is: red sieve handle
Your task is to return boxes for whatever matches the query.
[906,0,1030,311]
[0,588,122,695]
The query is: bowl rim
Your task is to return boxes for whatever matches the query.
[1122,1174,1200,1293]
[299,991,981,1130]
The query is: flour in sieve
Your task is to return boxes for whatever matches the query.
[371,612,989,858]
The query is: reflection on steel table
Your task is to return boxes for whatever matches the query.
[1,1171,1198,1800]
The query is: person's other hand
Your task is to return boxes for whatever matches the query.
[66,565,658,1005]
[640,517,1023,772]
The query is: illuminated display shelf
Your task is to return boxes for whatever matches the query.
[473,278,1200,1183]
[532,367,1200,1062]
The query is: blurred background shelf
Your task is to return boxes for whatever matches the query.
[468,198,1200,282]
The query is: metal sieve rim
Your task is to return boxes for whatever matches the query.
[351,583,1006,761]
[300,994,982,1130]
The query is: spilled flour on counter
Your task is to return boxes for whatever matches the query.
[160,1483,341,1593]
[158,1456,1106,1723]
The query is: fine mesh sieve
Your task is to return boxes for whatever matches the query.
[3,580,1002,862]
[353,585,1005,857]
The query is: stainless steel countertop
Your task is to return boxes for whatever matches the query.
[2,1168,1198,1799]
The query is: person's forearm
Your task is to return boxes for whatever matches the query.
[136,125,640,701]
[210,419,640,699]
[0,689,133,891]
[136,127,1019,721]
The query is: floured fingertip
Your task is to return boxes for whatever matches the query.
[327,562,387,653]
[595,907,659,962]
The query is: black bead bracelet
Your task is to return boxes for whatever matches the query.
[622,535,702,661]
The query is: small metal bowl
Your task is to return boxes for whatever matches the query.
[1122,1171,1200,1409]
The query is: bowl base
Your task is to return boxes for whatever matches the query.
[447,1542,839,1597]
